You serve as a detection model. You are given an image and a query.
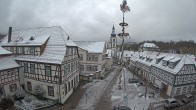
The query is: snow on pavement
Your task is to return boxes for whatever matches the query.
[111,68,165,110]
[76,68,118,110]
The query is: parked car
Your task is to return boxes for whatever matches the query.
[164,98,181,109]
[182,94,194,103]
[112,106,132,110]
[153,84,159,89]
[129,78,139,83]
[138,93,144,98]
[139,81,144,85]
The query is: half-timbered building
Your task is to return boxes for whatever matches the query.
[151,54,196,97]
[0,26,80,103]
[0,46,20,100]
[128,50,196,97]
[74,41,106,80]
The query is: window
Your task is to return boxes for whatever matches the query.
[113,39,115,42]
[48,86,54,96]
[71,48,73,55]
[24,62,28,73]
[68,64,70,72]
[66,48,69,56]
[64,83,67,95]
[7,70,11,77]
[45,65,51,76]
[182,87,187,94]
[30,63,35,74]
[80,54,83,60]
[74,48,77,54]
[92,54,95,61]
[30,47,35,55]
[162,61,168,66]
[168,62,174,68]
[176,88,181,95]
[16,47,19,54]
[80,65,84,71]
[87,65,92,71]
[188,86,192,92]
[95,55,98,61]
[27,81,32,91]
[71,80,74,88]
[9,83,17,92]
[87,55,91,61]
[68,82,71,91]
[76,75,79,83]
[94,66,98,71]
[71,63,73,72]
[64,65,67,75]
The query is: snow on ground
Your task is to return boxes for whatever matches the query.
[76,69,118,110]
[14,93,56,110]
[111,68,164,110]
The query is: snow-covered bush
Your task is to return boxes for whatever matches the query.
[15,87,25,100]
[34,85,45,99]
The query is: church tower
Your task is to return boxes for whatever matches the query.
[110,25,117,49]
[109,25,117,57]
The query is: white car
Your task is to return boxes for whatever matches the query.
[182,94,194,103]
[164,98,181,109]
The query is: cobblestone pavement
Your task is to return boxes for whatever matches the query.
[94,67,121,110]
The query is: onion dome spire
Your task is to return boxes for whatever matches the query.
[111,25,116,37]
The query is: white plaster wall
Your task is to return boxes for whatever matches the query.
[3,81,20,97]
[60,72,79,104]
[24,78,59,100]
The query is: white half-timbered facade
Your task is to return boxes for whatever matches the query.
[74,41,106,80]
[128,50,196,97]
[0,26,80,104]
[0,46,20,100]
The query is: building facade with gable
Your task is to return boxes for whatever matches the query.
[139,43,159,52]
[0,46,20,100]
[0,26,80,104]
[74,41,106,81]
[128,50,196,97]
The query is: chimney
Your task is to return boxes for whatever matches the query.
[8,27,12,43]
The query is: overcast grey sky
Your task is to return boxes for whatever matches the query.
[0,0,196,42]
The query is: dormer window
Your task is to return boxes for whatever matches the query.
[162,60,168,66]
[146,57,149,61]
[30,36,35,40]
[168,62,174,68]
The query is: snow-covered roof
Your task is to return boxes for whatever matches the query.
[117,51,135,58]
[137,51,159,66]
[140,43,159,48]
[0,56,20,70]
[74,41,105,53]
[0,46,12,55]
[152,54,195,74]
[170,57,181,62]
[0,26,77,64]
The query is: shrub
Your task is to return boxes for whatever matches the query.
[34,85,45,100]
[15,87,25,100]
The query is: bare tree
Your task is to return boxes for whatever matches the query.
[118,0,130,65]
